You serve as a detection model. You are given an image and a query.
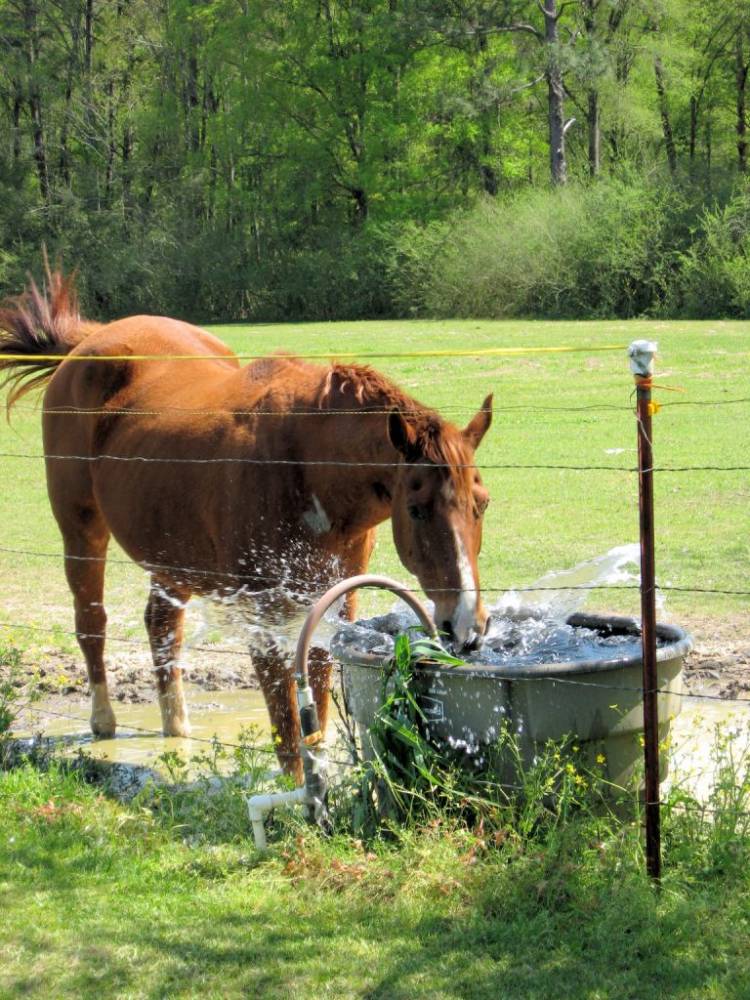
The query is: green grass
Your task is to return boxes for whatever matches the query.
[1,317,748,655]
[2,318,750,998]
[1,761,750,999]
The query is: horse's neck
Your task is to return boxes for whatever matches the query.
[282,396,403,539]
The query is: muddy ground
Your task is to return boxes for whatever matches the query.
[7,613,749,705]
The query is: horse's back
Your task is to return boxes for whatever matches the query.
[70,315,238,364]
[43,314,239,414]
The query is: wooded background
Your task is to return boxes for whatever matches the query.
[1,1,749,320]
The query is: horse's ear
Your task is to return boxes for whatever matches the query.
[388,409,420,461]
[462,393,493,450]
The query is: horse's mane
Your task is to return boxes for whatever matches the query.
[318,363,473,486]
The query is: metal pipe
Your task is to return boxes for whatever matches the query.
[247,575,437,848]
[293,574,437,825]
[629,339,661,882]
[293,573,438,687]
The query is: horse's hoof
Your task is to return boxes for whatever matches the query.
[159,682,190,738]
[90,682,117,737]
[90,714,117,739]
[162,718,191,738]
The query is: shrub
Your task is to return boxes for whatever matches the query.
[387,176,692,319]
[676,185,750,318]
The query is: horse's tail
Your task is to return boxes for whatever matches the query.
[0,259,100,414]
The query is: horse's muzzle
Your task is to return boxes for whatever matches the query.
[441,619,485,654]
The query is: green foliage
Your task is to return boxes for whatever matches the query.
[142,727,272,844]
[0,638,38,750]
[389,175,700,318]
[3,703,750,995]
[677,185,750,317]
[663,721,750,875]
[1,1,749,320]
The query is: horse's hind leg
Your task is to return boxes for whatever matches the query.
[60,521,116,738]
[144,579,191,737]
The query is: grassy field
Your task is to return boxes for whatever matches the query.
[1,317,749,655]
[2,318,750,999]
[1,756,750,1000]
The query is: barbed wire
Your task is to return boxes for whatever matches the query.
[1,544,748,595]
[19,703,363,766]
[0,449,634,470]
[18,706,750,822]
[1,620,251,659]
[4,617,750,708]
[13,402,628,417]
[2,449,749,472]
[8,395,749,420]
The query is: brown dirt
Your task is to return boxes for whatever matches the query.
[678,612,750,702]
[13,645,260,705]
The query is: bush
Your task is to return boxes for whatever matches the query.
[676,185,750,318]
[386,176,693,319]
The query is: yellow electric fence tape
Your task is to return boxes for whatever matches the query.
[0,343,629,363]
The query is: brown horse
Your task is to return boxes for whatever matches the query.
[0,267,493,779]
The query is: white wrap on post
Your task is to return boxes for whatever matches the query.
[627,340,657,378]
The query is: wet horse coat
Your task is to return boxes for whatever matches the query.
[0,271,493,778]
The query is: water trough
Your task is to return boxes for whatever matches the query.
[332,608,693,789]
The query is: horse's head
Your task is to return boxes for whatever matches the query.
[388,395,493,650]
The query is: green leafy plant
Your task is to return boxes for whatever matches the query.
[141,726,274,845]
[1,639,40,757]
[335,633,617,843]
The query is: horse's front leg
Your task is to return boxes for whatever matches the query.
[252,645,303,783]
[308,647,334,739]
[144,578,191,737]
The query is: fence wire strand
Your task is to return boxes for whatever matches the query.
[4,618,750,709]
[2,449,749,472]
[11,395,749,420]
[1,544,748,595]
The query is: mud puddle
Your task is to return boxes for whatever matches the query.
[667,698,750,803]
[16,685,273,771]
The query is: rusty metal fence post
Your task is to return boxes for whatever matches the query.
[628,340,661,881]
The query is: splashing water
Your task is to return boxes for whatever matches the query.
[496,543,642,620]
[336,545,667,668]
[175,544,660,669]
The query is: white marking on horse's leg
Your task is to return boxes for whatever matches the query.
[158,675,191,737]
[451,529,478,646]
[302,494,332,535]
[90,681,117,737]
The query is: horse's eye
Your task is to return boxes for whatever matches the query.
[474,495,490,517]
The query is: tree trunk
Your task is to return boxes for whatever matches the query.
[736,33,748,174]
[122,123,133,213]
[543,0,567,185]
[104,78,115,204]
[85,0,94,76]
[351,187,368,224]
[654,56,677,175]
[587,90,600,177]
[24,1,50,203]
[12,86,23,162]
[186,53,200,153]
[582,0,600,177]
[689,94,697,167]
